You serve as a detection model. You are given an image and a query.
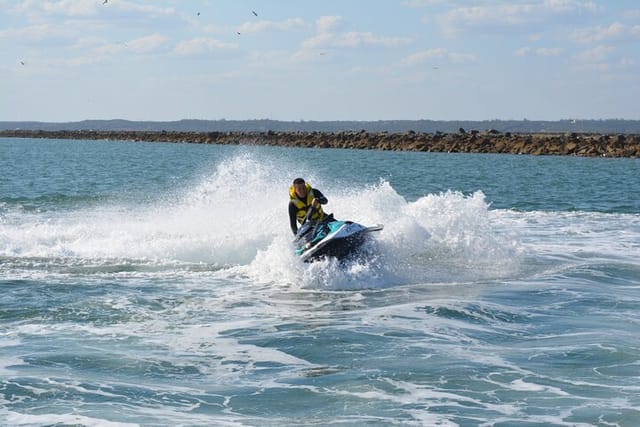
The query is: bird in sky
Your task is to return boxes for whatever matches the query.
[103,0,107,4]
[252,10,258,17]
[20,61,25,66]
[197,12,200,16]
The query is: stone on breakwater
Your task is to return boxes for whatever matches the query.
[1,129,639,157]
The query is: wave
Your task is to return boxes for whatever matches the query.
[0,153,524,287]
[3,152,636,289]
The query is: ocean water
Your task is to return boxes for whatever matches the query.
[1,137,639,427]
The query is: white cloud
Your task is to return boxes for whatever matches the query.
[303,31,411,49]
[174,38,237,55]
[570,22,626,44]
[301,14,411,52]
[442,5,532,31]
[301,33,335,49]
[574,44,614,63]
[401,0,447,8]
[43,0,99,16]
[94,42,126,56]
[317,16,342,33]
[117,1,175,17]
[72,36,104,49]
[236,18,305,35]
[535,47,564,56]
[402,48,475,65]
[11,0,99,17]
[126,33,168,53]
[0,23,70,41]
[438,1,598,36]
[542,0,598,13]
[336,32,411,48]
[516,46,563,56]
[10,0,175,20]
[449,52,476,63]
[92,33,168,56]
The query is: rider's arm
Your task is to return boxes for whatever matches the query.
[311,189,328,205]
[289,202,299,235]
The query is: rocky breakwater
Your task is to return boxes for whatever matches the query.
[2,129,640,157]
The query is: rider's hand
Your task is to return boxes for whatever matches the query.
[311,198,320,208]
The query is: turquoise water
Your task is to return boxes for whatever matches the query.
[1,137,639,426]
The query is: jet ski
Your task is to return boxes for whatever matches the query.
[294,209,383,262]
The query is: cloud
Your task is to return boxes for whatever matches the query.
[573,44,614,63]
[316,16,342,33]
[570,22,626,44]
[303,31,411,49]
[11,0,100,17]
[9,0,175,19]
[533,47,564,56]
[301,14,411,51]
[236,18,305,35]
[117,1,175,17]
[126,33,168,53]
[94,42,127,57]
[174,38,238,55]
[93,33,168,56]
[0,23,71,41]
[515,47,564,56]
[401,0,447,8]
[438,1,598,36]
[402,48,476,65]
[43,0,99,16]
[43,33,169,67]
[542,0,598,13]
[335,32,412,48]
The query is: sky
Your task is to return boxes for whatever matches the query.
[2,0,639,122]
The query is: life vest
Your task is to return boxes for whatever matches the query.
[289,182,325,224]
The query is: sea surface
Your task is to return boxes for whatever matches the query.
[1,137,639,427]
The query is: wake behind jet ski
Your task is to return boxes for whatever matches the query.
[294,208,383,262]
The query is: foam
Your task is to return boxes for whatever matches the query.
[6,151,637,290]
[509,379,569,395]
[5,411,140,427]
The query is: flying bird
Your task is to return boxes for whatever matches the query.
[197,12,200,16]
[20,61,25,65]
[252,10,258,17]
[103,0,107,4]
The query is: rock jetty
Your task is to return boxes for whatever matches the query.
[2,129,639,157]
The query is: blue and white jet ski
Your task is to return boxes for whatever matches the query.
[294,209,383,263]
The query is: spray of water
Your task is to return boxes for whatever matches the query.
[0,153,523,289]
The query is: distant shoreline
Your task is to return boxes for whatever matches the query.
[2,129,639,157]
[2,118,640,134]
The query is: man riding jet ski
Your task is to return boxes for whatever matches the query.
[288,178,383,262]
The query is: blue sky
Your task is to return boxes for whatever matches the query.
[2,0,639,122]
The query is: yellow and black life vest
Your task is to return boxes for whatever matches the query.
[289,182,325,224]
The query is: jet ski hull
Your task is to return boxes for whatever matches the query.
[295,220,383,263]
